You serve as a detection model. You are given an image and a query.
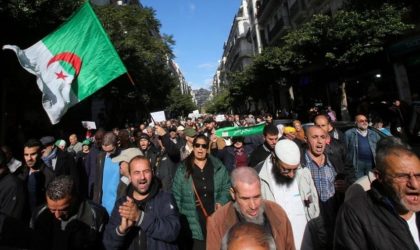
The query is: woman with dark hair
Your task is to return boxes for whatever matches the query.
[172,134,231,250]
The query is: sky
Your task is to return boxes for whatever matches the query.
[140,0,242,90]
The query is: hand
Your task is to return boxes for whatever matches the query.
[155,125,166,136]
[118,216,134,234]
[119,196,141,222]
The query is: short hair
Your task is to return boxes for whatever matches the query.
[128,155,152,173]
[313,114,330,124]
[102,132,118,146]
[221,222,275,250]
[263,124,279,136]
[303,125,325,136]
[231,167,260,190]
[375,139,415,174]
[46,175,75,201]
[24,139,42,149]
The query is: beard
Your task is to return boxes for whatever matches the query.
[272,163,294,186]
[233,202,265,225]
[382,180,411,214]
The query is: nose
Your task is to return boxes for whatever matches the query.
[408,174,420,189]
[54,211,61,220]
[287,171,295,178]
[250,199,256,210]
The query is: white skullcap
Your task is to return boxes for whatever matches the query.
[274,139,300,165]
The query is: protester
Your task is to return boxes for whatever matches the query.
[172,134,231,250]
[260,139,319,249]
[249,124,279,169]
[334,144,420,249]
[221,222,276,250]
[103,156,180,250]
[31,175,108,250]
[206,167,295,250]
[0,145,23,175]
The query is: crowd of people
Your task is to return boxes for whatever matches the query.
[0,111,419,250]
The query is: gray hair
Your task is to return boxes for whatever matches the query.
[375,137,415,174]
[221,222,275,250]
[102,132,118,146]
[46,175,75,201]
[231,167,260,190]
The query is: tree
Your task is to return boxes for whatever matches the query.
[167,88,197,118]
[204,90,231,114]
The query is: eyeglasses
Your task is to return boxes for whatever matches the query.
[391,173,420,183]
[193,143,209,149]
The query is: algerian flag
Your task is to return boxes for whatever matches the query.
[3,2,127,124]
[215,123,266,137]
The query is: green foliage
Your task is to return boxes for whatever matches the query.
[167,88,197,118]
[94,5,179,111]
[204,90,231,114]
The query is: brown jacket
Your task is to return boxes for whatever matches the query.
[206,200,295,250]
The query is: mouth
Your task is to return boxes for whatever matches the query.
[406,192,420,203]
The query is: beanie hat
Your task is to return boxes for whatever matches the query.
[274,139,300,165]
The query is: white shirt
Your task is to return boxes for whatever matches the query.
[407,213,420,248]
[271,177,307,250]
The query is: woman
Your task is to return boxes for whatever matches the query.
[172,134,231,250]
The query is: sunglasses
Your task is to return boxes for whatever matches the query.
[193,143,209,149]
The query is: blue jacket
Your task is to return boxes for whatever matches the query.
[344,128,381,171]
[103,182,180,250]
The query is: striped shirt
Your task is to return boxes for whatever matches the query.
[304,152,337,202]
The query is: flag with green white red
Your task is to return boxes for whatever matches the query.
[3,2,127,124]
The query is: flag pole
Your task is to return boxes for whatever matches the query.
[126,72,157,125]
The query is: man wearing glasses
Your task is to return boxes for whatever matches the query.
[259,139,319,249]
[344,114,381,179]
[334,144,420,249]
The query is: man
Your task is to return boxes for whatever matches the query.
[206,167,295,250]
[20,139,55,214]
[103,156,180,249]
[344,114,381,179]
[334,144,420,249]
[137,133,159,171]
[86,128,105,199]
[111,147,143,199]
[221,222,276,250]
[93,132,121,215]
[302,126,350,249]
[249,124,279,169]
[1,145,23,175]
[259,139,319,249]
[31,175,108,250]
[180,127,197,161]
[0,149,26,219]
[314,114,352,183]
[314,114,345,144]
[67,133,83,156]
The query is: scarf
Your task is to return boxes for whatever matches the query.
[42,148,57,169]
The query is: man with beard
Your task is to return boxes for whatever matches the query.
[334,144,420,249]
[259,139,319,249]
[249,124,279,170]
[103,156,180,250]
[30,175,109,250]
[206,167,295,250]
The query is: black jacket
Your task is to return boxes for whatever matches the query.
[30,199,109,250]
[334,180,420,250]
[0,170,26,219]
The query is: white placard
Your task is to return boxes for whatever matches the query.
[150,111,166,123]
[81,121,96,130]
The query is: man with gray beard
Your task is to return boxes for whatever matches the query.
[206,167,295,250]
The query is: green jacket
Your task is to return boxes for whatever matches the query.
[172,155,231,240]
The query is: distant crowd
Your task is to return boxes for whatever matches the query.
[0,110,419,250]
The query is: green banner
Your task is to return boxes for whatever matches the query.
[215,123,265,137]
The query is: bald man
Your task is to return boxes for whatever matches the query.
[206,167,295,250]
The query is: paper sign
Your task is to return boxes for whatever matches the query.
[150,111,166,123]
[81,121,96,130]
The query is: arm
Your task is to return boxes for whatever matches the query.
[206,214,223,250]
[214,160,231,205]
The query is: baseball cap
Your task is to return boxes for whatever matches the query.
[112,148,143,163]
